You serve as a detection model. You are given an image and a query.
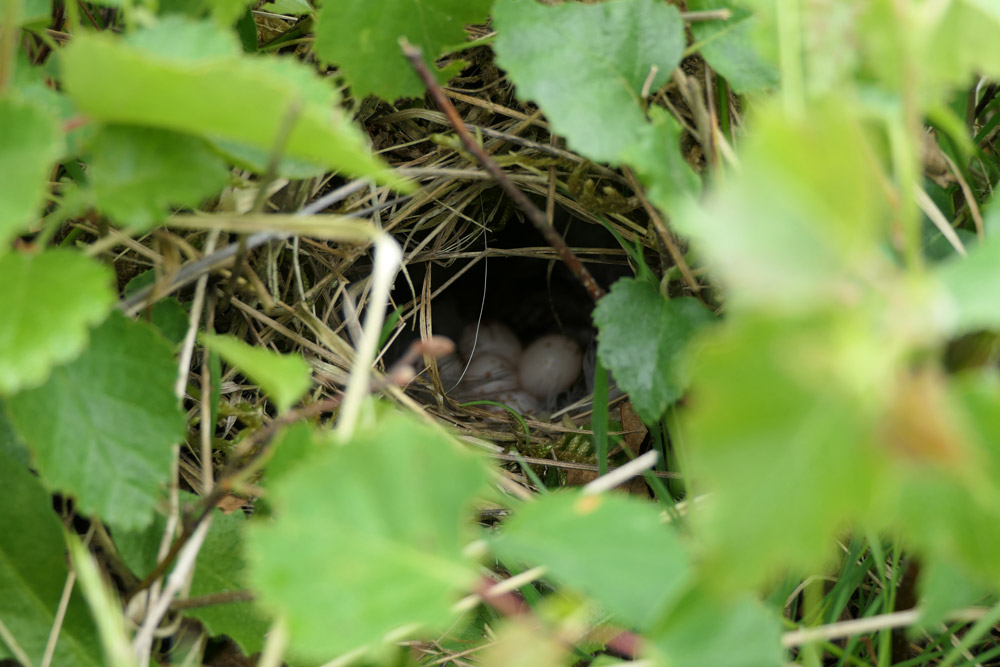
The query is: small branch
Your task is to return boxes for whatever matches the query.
[400,39,606,303]
[169,590,255,611]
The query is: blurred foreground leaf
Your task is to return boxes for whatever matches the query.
[247,413,490,661]
[0,250,114,395]
[88,125,229,230]
[491,491,691,630]
[60,17,408,189]
[0,97,61,248]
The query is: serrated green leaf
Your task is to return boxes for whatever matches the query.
[494,0,684,164]
[687,0,779,94]
[247,414,489,661]
[647,586,783,667]
[0,449,103,667]
[313,0,491,101]
[0,96,61,248]
[593,279,713,424]
[88,125,229,230]
[674,101,889,310]
[0,250,115,395]
[202,334,311,414]
[60,18,410,190]
[682,313,889,590]
[6,311,186,530]
[490,491,691,630]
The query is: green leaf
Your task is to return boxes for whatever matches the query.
[937,233,1000,336]
[674,101,889,310]
[687,0,779,94]
[262,0,312,15]
[0,449,103,667]
[646,586,784,667]
[312,0,491,101]
[0,96,61,248]
[6,312,186,530]
[187,509,270,656]
[111,498,270,656]
[490,491,691,630]
[88,125,229,230]
[494,0,684,164]
[247,413,489,661]
[60,18,410,190]
[891,373,1000,589]
[682,313,889,589]
[623,107,702,215]
[202,334,311,414]
[0,250,115,395]
[593,279,713,424]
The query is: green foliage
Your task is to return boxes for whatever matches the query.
[494,0,684,164]
[0,450,103,666]
[647,587,784,667]
[491,491,691,630]
[87,125,229,230]
[682,313,890,589]
[937,233,1000,335]
[203,333,312,414]
[5,312,185,530]
[675,100,890,311]
[0,97,61,247]
[188,510,270,656]
[5,0,1000,663]
[0,250,115,395]
[593,278,713,424]
[60,17,409,190]
[687,0,778,94]
[247,413,490,661]
[313,0,492,101]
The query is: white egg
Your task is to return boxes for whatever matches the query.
[456,352,520,398]
[458,321,522,363]
[493,389,542,415]
[518,334,583,399]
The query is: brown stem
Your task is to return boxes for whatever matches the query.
[400,39,606,303]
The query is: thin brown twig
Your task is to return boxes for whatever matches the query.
[400,39,606,303]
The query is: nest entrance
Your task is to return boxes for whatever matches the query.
[392,193,632,426]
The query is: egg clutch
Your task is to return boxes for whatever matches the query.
[437,322,584,415]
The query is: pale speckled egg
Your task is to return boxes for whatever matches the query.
[457,351,520,398]
[518,334,582,399]
[493,389,542,415]
[458,321,522,363]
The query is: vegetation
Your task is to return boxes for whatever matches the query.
[2,0,1000,665]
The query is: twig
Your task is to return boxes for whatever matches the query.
[168,590,255,611]
[400,39,606,303]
